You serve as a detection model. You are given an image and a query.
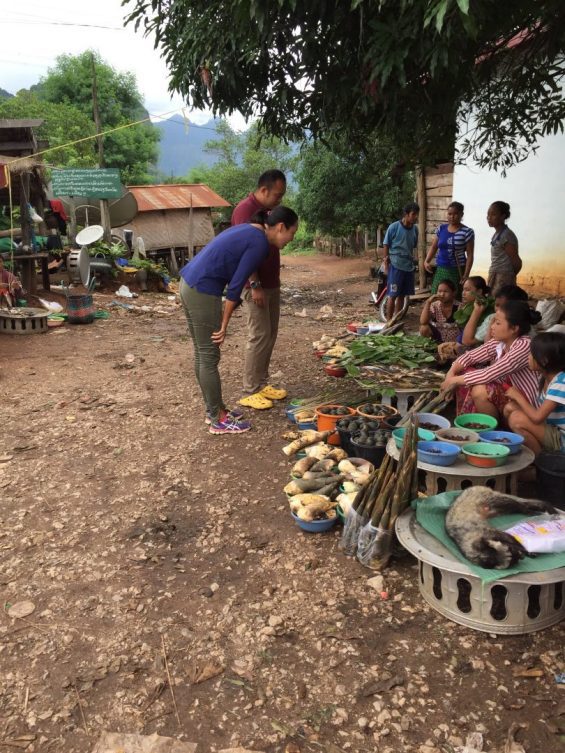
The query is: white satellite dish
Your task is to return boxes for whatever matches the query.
[75,224,104,246]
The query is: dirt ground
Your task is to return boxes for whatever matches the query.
[0,252,563,753]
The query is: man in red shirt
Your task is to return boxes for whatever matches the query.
[231,169,287,395]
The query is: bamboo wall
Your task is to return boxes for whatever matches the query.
[423,163,454,247]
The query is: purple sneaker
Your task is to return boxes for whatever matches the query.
[209,417,252,435]
[205,408,244,425]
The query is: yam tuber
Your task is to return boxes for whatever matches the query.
[291,456,318,477]
[282,430,333,456]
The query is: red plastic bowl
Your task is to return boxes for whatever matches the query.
[324,364,347,378]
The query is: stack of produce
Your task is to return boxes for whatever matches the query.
[339,333,437,376]
[282,430,372,523]
[340,419,419,570]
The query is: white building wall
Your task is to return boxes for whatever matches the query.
[452,131,565,296]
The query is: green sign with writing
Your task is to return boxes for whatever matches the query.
[51,168,122,199]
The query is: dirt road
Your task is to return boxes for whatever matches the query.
[0,253,562,753]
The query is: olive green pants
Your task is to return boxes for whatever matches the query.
[180,280,224,421]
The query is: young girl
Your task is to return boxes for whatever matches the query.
[441,300,542,419]
[505,333,565,455]
[487,201,522,292]
[437,276,492,363]
[461,283,528,347]
[419,280,459,343]
[424,201,475,292]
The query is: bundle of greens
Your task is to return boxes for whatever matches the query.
[453,296,495,328]
[339,334,437,377]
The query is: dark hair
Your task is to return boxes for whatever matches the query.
[257,170,286,189]
[402,202,420,215]
[494,284,528,302]
[499,300,541,336]
[448,201,464,214]
[490,200,511,219]
[466,275,489,296]
[250,205,298,229]
[437,279,456,293]
[531,332,565,373]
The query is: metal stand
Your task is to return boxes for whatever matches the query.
[386,438,535,495]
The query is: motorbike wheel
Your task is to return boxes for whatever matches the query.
[378,294,410,323]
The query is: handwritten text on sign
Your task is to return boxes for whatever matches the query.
[52,168,122,199]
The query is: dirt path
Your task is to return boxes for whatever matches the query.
[0,253,562,753]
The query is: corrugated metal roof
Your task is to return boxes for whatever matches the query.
[127,184,230,211]
[0,118,43,129]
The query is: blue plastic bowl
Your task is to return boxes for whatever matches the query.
[296,419,317,431]
[393,427,436,449]
[417,440,461,466]
[480,430,525,455]
[415,413,451,431]
[291,512,338,532]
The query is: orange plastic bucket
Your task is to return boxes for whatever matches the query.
[315,404,356,445]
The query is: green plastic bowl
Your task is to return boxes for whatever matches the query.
[454,413,498,433]
[393,427,436,449]
[461,441,510,468]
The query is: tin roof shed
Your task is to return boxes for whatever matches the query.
[127,184,230,212]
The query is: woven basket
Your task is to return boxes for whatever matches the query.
[67,294,95,324]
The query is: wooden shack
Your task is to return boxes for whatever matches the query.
[116,184,230,257]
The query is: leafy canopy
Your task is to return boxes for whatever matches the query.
[182,120,297,220]
[34,50,159,184]
[296,136,414,237]
[124,0,565,171]
[0,91,96,169]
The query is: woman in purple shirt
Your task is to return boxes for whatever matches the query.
[179,206,298,435]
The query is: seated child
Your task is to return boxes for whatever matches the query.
[419,280,459,343]
[505,332,565,455]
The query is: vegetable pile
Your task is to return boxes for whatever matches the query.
[339,334,437,376]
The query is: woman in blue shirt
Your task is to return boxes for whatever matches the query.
[424,201,475,293]
[179,206,298,435]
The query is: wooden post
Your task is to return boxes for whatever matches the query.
[188,194,194,261]
[68,198,77,246]
[91,53,112,243]
[416,165,427,291]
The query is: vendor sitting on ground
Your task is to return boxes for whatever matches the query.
[441,300,542,419]
[461,283,529,347]
[419,280,459,343]
[0,256,24,306]
[504,332,565,455]
[437,276,492,363]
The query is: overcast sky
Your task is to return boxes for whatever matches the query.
[1,0,247,128]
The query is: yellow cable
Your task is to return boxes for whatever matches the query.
[8,107,182,166]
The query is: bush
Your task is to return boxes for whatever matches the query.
[282,224,315,256]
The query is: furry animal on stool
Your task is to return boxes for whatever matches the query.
[445,486,556,569]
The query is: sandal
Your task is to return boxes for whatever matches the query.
[259,385,288,400]
[238,393,274,410]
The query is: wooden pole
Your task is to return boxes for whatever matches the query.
[68,198,77,246]
[188,194,194,261]
[415,165,427,291]
[91,52,112,243]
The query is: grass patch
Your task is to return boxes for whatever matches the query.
[281,245,318,257]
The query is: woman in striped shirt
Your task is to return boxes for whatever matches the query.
[441,301,542,419]
[505,333,565,454]
[424,202,475,293]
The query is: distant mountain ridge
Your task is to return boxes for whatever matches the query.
[154,114,222,178]
[0,88,14,99]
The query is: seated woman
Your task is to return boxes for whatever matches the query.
[0,256,24,306]
[461,283,528,347]
[437,275,492,363]
[504,332,565,455]
[419,280,459,343]
[441,300,542,419]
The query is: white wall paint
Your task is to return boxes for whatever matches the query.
[453,131,565,295]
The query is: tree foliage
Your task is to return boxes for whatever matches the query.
[185,120,298,219]
[125,0,565,171]
[0,91,97,168]
[296,137,414,239]
[34,51,159,183]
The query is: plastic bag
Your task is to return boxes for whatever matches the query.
[505,514,565,554]
[339,508,363,556]
[356,522,394,570]
[536,299,565,330]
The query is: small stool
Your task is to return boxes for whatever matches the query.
[367,388,431,416]
[386,438,535,495]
